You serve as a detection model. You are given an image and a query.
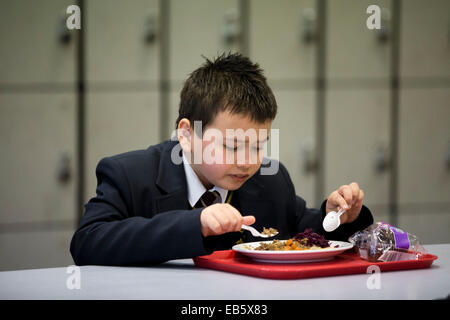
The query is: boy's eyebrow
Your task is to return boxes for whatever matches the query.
[223,136,270,144]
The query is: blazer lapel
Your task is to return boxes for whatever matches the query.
[236,170,275,234]
[237,174,269,208]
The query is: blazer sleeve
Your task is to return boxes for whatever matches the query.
[70,157,208,266]
[281,163,374,240]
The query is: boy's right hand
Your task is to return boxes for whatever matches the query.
[200,203,256,237]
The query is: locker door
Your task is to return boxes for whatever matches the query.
[86,0,160,83]
[168,0,241,138]
[325,0,392,220]
[0,0,77,84]
[398,88,450,244]
[400,0,450,79]
[271,90,317,205]
[85,0,161,202]
[324,89,391,215]
[0,93,77,270]
[85,92,160,201]
[249,0,318,204]
[249,0,317,81]
[398,0,450,244]
[169,0,240,83]
[169,84,184,139]
[0,94,77,224]
[0,230,75,271]
[0,0,78,271]
[327,0,392,81]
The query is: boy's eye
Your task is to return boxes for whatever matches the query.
[224,145,239,151]
[223,145,264,152]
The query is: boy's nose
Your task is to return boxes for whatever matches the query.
[236,162,250,169]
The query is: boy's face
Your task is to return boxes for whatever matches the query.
[178,110,272,190]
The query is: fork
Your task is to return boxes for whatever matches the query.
[241,225,278,238]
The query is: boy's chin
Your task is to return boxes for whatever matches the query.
[219,176,248,191]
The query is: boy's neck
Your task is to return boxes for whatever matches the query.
[182,151,214,190]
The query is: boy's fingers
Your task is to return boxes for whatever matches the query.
[233,211,245,231]
[334,193,350,211]
[201,204,255,235]
[218,204,242,232]
[212,208,234,232]
[226,204,246,231]
[242,215,256,226]
[209,217,223,234]
[359,189,365,202]
[349,182,360,205]
[203,215,222,236]
[338,185,353,208]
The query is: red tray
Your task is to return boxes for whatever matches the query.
[193,250,438,279]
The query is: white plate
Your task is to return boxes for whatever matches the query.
[232,240,353,264]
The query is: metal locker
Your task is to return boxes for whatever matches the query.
[0,93,77,225]
[400,0,450,79]
[398,212,450,245]
[0,0,78,271]
[249,0,317,81]
[324,89,391,214]
[86,0,160,83]
[397,0,450,244]
[169,86,183,138]
[398,88,450,204]
[169,0,241,83]
[85,92,160,201]
[271,90,317,206]
[0,230,75,271]
[327,0,392,81]
[0,0,77,84]
[248,0,318,205]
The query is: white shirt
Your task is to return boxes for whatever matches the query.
[182,152,228,208]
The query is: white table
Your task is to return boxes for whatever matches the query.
[0,244,449,300]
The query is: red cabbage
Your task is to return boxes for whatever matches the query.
[293,229,330,248]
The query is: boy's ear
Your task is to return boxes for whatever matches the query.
[177,118,192,152]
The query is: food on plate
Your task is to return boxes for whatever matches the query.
[261,227,278,236]
[254,229,332,251]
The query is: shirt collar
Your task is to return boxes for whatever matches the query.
[182,152,228,207]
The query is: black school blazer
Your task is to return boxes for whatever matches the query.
[70,140,373,266]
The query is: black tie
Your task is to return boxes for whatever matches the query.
[195,190,222,208]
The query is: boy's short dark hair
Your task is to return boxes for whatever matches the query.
[175,52,277,133]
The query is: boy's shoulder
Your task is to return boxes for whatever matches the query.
[99,140,178,177]
[108,140,176,162]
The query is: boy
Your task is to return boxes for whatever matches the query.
[70,53,373,266]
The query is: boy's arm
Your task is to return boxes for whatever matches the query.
[70,157,208,266]
[293,196,373,241]
[281,163,373,240]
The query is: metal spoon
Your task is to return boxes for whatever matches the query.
[323,208,346,232]
[241,225,278,238]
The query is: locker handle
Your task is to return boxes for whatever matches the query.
[58,15,72,45]
[57,152,72,184]
[375,7,391,43]
[446,142,450,170]
[221,9,241,44]
[301,140,318,174]
[373,145,390,173]
[301,8,317,44]
[144,15,158,44]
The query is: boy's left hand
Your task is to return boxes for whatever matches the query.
[325,182,364,224]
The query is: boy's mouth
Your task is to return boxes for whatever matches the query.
[229,174,249,182]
